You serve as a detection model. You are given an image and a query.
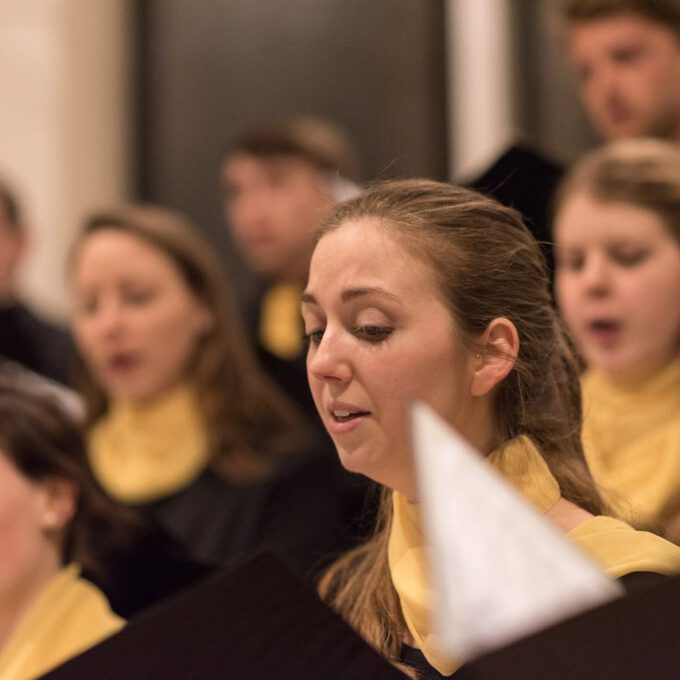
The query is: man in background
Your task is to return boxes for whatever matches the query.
[221,116,361,418]
[560,0,680,144]
[0,181,72,385]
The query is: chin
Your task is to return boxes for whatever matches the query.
[335,444,372,476]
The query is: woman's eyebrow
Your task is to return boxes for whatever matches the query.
[301,286,400,306]
[340,286,399,303]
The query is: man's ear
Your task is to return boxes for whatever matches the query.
[470,317,519,397]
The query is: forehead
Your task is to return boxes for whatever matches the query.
[223,153,318,181]
[308,218,437,298]
[555,193,671,243]
[74,229,180,279]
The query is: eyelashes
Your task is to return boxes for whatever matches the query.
[303,329,325,346]
[303,325,394,347]
[353,325,394,343]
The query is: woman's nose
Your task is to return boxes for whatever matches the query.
[91,299,126,339]
[580,254,612,296]
[307,331,352,384]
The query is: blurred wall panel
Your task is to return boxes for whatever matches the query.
[135,0,447,281]
[512,0,598,164]
[0,0,133,319]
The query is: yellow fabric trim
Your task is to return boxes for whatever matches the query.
[582,358,680,530]
[88,384,210,504]
[258,283,304,360]
[0,564,124,680]
[388,434,680,676]
[486,437,561,512]
[567,515,680,578]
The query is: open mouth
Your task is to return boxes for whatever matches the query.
[331,409,370,423]
[587,319,622,344]
[108,353,139,372]
[589,319,620,332]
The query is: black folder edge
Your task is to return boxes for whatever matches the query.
[456,572,680,679]
[42,552,405,679]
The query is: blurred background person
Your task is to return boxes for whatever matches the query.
[0,180,72,385]
[0,369,124,679]
[559,0,680,144]
[303,179,680,678]
[554,138,680,542]
[221,116,362,420]
[69,204,370,582]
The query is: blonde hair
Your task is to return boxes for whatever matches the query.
[554,137,680,245]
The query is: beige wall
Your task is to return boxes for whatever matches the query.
[0,0,132,321]
[446,0,518,180]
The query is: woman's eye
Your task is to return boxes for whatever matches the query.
[353,325,394,343]
[76,298,98,316]
[124,290,155,305]
[304,328,325,346]
[555,249,584,272]
[611,249,648,268]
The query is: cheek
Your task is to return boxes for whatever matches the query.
[155,323,202,372]
[385,346,464,418]
[555,276,579,320]
[0,495,44,574]
[631,272,680,328]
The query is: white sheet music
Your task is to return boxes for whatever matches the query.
[411,402,622,663]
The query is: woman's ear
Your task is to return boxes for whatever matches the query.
[40,477,78,533]
[470,317,519,397]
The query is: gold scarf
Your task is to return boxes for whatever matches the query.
[258,282,305,360]
[0,564,123,680]
[388,434,680,676]
[582,357,680,531]
[88,384,210,504]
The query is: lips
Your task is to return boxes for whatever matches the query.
[325,402,371,434]
[586,319,622,346]
[332,408,370,422]
[106,351,140,374]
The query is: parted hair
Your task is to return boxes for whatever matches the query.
[317,179,607,676]
[70,205,310,480]
[559,0,680,39]
[554,137,680,242]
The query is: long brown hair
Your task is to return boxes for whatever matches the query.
[317,179,606,676]
[70,205,309,480]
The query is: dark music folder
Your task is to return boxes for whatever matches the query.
[43,553,405,679]
[456,573,680,680]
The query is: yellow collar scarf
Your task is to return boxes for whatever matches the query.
[388,434,680,676]
[582,357,680,530]
[388,435,558,675]
[88,384,210,504]
[0,564,123,679]
[259,282,305,360]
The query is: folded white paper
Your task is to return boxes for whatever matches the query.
[411,402,622,663]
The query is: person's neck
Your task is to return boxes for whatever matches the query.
[545,497,593,532]
[0,552,61,651]
[600,357,676,391]
[113,381,191,414]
